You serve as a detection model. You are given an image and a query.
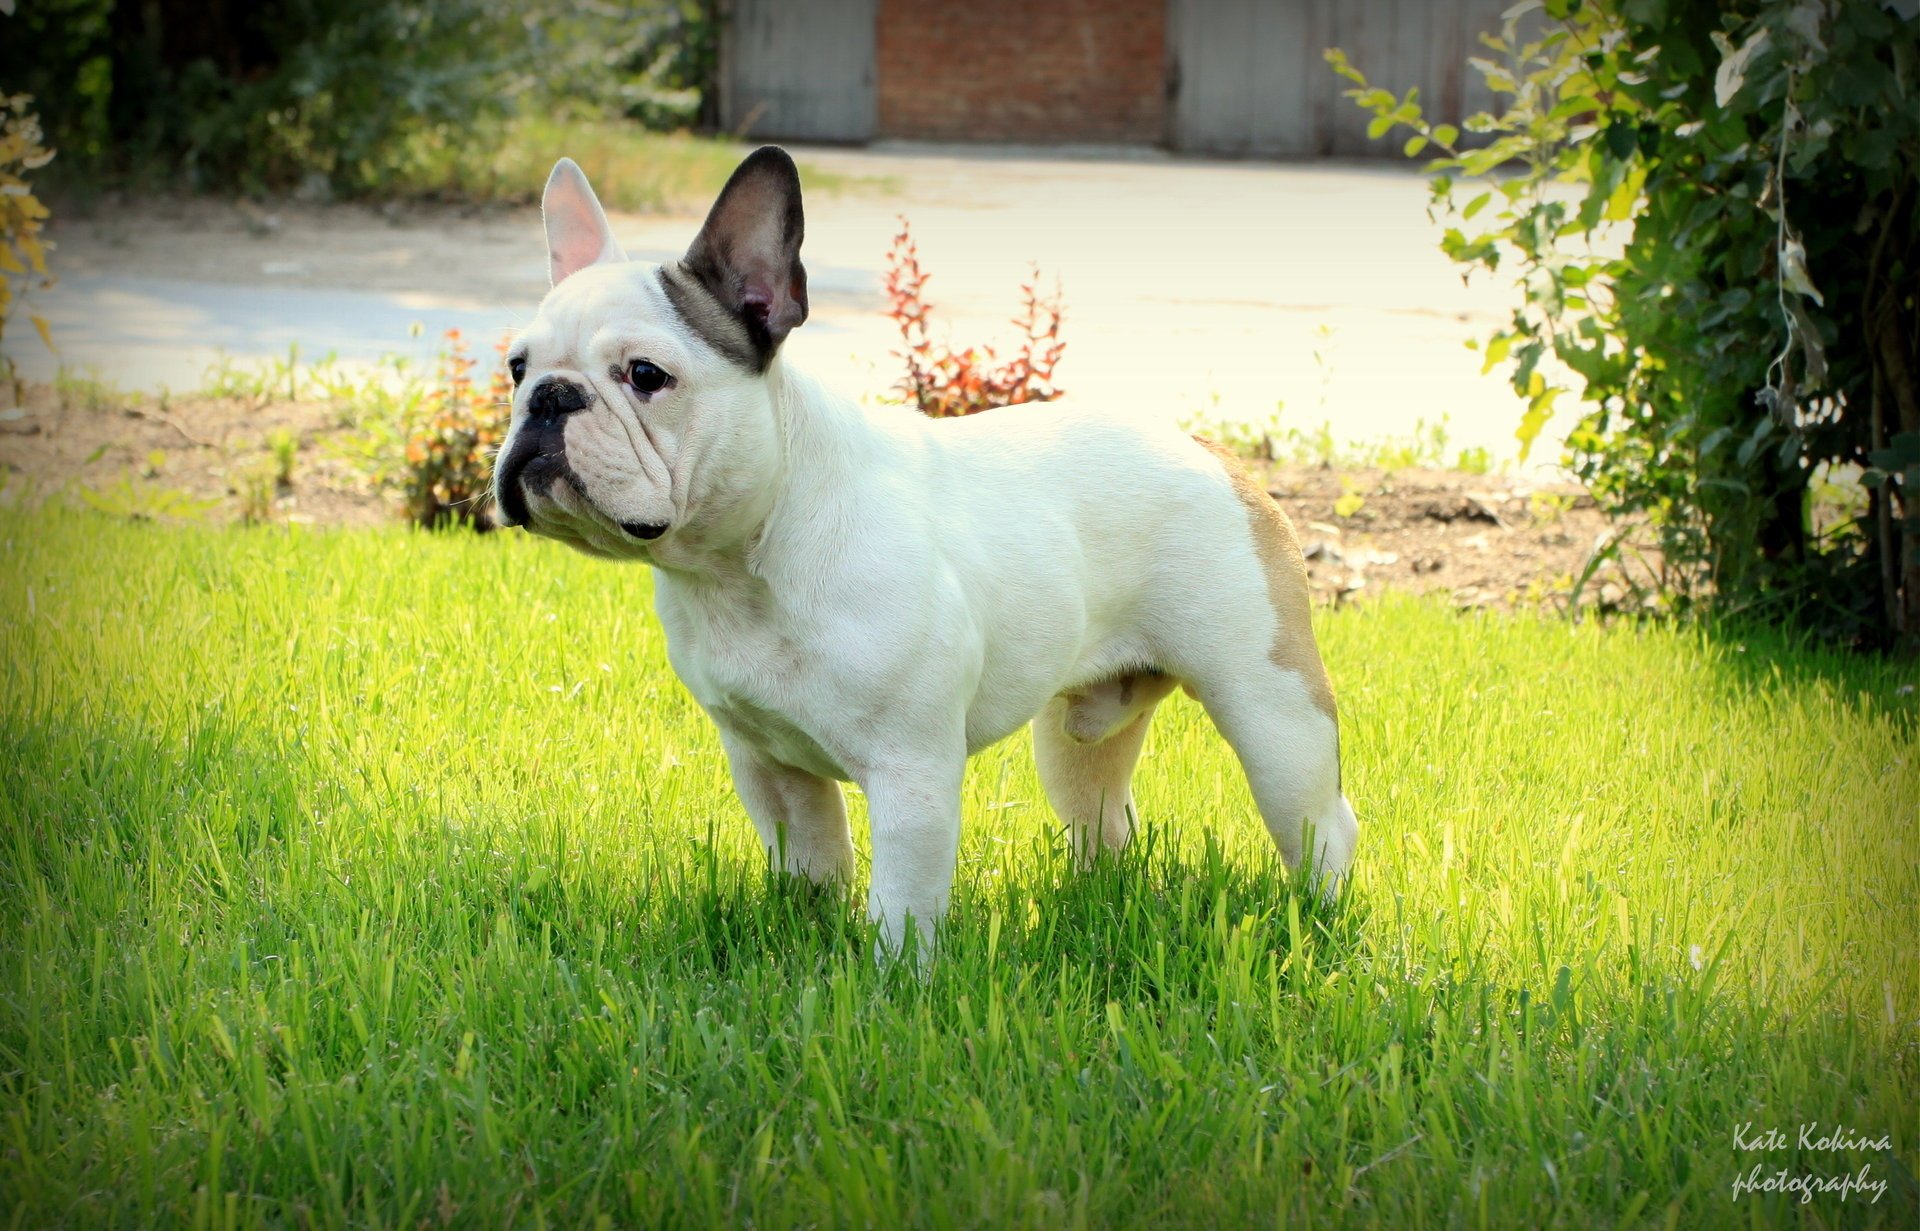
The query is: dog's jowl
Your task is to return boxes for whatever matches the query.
[494,146,1360,957]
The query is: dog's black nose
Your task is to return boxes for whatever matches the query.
[621,520,669,540]
[527,375,588,419]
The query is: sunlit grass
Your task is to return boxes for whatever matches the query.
[388,116,863,211]
[0,511,1914,1227]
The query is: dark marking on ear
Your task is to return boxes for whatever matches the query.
[679,145,808,371]
[657,263,762,373]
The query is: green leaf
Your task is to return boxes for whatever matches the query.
[1432,124,1460,147]
[1868,432,1920,473]
[1404,134,1429,157]
[1368,114,1395,140]
[1712,28,1772,109]
[1514,340,1546,389]
[1735,417,1774,467]
[1481,333,1515,375]
[1323,47,1364,83]
[1462,191,1493,220]
[1604,166,1643,221]
[1516,380,1562,462]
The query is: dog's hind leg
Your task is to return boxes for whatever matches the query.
[1034,672,1176,867]
[1180,436,1358,896]
[1190,667,1357,896]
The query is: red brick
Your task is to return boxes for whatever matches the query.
[876,0,1166,143]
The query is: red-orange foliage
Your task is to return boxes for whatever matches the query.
[883,217,1065,418]
[401,328,512,530]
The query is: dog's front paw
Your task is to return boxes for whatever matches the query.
[871,913,938,970]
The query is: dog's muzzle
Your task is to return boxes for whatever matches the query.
[495,377,587,527]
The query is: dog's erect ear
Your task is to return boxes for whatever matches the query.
[681,146,808,361]
[543,158,627,286]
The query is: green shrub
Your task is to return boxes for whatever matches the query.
[1331,0,1920,650]
[884,217,1066,418]
[0,1,717,198]
[386,116,759,210]
[397,328,510,531]
[0,91,56,372]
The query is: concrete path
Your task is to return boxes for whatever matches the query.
[18,143,1561,465]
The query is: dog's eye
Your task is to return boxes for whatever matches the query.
[628,359,670,395]
[508,355,527,385]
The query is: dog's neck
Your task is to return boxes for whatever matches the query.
[653,353,876,593]
[770,355,875,500]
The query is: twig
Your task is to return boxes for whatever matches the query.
[1467,494,1512,530]
[1762,76,1798,408]
[128,405,217,449]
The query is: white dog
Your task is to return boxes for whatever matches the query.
[494,147,1358,955]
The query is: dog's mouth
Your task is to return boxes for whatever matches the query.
[495,426,671,546]
[493,420,563,529]
[495,423,601,533]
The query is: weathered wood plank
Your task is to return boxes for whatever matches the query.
[721,0,878,142]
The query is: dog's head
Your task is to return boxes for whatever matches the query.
[492,146,808,559]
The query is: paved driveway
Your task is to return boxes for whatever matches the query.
[21,144,1557,465]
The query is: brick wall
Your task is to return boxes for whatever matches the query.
[876,0,1166,143]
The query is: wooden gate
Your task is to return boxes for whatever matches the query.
[720,0,878,142]
[1167,0,1518,157]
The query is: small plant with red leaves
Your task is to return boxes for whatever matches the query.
[399,329,512,530]
[883,217,1065,418]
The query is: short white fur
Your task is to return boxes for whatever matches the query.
[497,149,1359,958]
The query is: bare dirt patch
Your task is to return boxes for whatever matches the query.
[0,381,394,528]
[1251,460,1641,611]
[0,381,1639,611]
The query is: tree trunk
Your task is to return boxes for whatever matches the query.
[1870,362,1901,639]
[1876,296,1920,655]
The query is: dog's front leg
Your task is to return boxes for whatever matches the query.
[720,731,855,886]
[858,750,965,961]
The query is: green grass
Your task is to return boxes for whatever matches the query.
[386,116,862,211]
[1,511,1915,1228]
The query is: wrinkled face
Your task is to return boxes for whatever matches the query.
[493,149,810,562]
[494,261,775,560]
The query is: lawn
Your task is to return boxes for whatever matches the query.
[386,116,866,210]
[1,511,1914,1228]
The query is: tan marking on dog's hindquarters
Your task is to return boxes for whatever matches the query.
[1193,437,1337,720]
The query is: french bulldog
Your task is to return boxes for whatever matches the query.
[493,146,1358,956]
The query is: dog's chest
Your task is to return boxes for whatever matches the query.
[708,693,850,781]
[654,576,852,781]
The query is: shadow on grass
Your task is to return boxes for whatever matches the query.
[0,707,1375,1001]
[941,820,1372,1006]
[1699,615,1919,731]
